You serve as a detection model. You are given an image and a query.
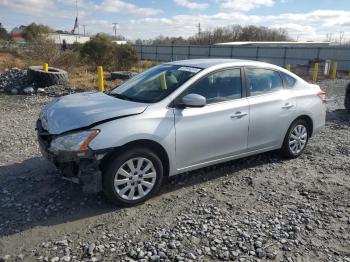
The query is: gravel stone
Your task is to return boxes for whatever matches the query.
[150,255,160,262]
[60,255,71,262]
[23,86,34,94]
[254,240,263,248]
[10,88,18,95]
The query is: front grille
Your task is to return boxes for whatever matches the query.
[36,119,52,148]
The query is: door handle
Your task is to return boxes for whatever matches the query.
[230,111,248,119]
[282,103,295,109]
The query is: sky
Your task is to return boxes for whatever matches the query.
[0,0,350,42]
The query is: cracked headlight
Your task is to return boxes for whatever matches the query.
[50,130,99,152]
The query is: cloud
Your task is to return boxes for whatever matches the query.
[220,0,274,11]
[0,0,91,20]
[128,9,350,41]
[174,0,209,10]
[94,0,162,16]
[0,0,55,16]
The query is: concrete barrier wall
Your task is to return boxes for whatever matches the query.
[132,44,350,71]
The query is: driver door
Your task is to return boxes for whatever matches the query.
[173,68,249,171]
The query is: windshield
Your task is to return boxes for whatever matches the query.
[110,64,201,103]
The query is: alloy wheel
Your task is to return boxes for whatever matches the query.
[114,157,157,200]
[289,124,308,154]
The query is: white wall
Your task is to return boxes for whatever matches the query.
[48,34,90,45]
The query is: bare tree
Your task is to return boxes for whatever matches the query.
[325,33,333,42]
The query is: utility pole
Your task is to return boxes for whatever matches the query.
[112,22,119,40]
[76,0,79,35]
[82,24,86,36]
[197,23,201,45]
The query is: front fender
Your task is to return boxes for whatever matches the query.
[88,109,176,174]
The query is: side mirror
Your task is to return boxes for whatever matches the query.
[181,93,206,108]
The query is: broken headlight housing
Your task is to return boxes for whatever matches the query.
[50,130,99,152]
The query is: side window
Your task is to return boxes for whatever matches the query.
[247,68,283,96]
[186,68,242,104]
[281,72,297,88]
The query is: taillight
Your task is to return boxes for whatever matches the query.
[317,90,327,104]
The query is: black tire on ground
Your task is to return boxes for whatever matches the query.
[27,66,68,87]
[280,118,310,158]
[103,147,164,206]
[110,71,138,80]
[345,83,350,111]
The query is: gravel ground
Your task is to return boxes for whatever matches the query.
[0,79,349,262]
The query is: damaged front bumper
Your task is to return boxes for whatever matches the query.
[36,120,106,193]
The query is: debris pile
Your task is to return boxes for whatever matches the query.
[41,85,75,97]
[0,68,29,94]
[0,67,74,96]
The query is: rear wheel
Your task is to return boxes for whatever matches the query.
[280,119,309,158]
[103,147,163,206]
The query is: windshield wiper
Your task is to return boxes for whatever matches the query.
[109,93,147,103]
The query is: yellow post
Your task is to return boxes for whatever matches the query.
[43,63,48,72]
[331,62,338,79]
[286,64,291,71]
[97,66,104,92]
[312,63,319,83]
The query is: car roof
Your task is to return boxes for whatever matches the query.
[166,58,272,69]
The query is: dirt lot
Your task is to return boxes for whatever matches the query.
[0,79,349,262]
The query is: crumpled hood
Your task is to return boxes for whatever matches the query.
[40,92,148,134]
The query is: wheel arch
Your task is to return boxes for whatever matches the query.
[293,115,314,137]
[100,139,170,177]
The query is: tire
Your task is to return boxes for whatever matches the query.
[103,147,164,206]
[110,71,138,80]
[27,66,68,87]
[345,84,350,111]
[280,119,309,158]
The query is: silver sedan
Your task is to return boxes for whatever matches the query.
[37,59,326,206]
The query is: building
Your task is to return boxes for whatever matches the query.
[214,41,332,47]
[112,40,128,45]
[48,33,91,45]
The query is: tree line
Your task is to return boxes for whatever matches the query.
[0,22,53,41]
[1,23,291,45]
[135,25,291,45]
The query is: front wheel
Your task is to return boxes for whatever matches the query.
[103,147,164,206]
[280,119,309,158]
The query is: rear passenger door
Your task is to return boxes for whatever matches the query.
[245,67,296,151]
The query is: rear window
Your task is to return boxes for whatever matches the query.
[246,68,283,96]
[282,72,297,88]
